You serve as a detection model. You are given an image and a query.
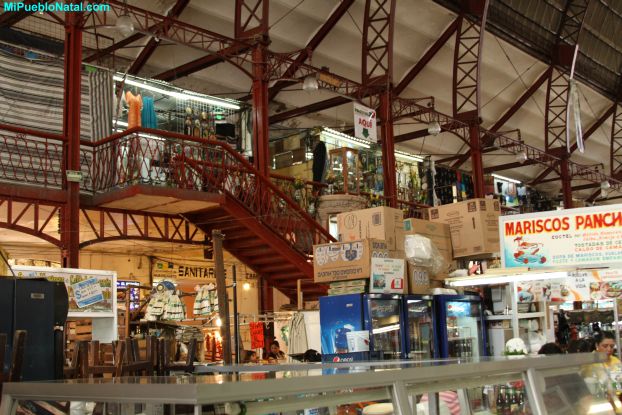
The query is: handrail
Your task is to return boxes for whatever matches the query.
[0,122,65,142]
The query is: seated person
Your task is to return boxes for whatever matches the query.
[242,350,259,364]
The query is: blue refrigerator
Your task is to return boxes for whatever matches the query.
[434,294,487,359]
[319,294,405,362]
[402,295,438,360]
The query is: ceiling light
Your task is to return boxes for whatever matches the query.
[216,318,222,327]
[515,151,528,164]
[492,174,521,184]
[427,121,441,136]
[601,180,611,190]
[302,74,319,91]
[395,150,424,163]
[116,14,134,37]
[113,75,240,110]
[242,282,251,291]
[601,188,609,199]
[321,127,370,149]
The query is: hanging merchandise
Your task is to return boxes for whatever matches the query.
[88,69,113,140]
[184,107,193,136]
[145,289,168,321]
[287,312,309,355]
[125,90,142,129]
[566,44,584,153]
[163,290,185,321]
[193,283,216,316]
[250,322,265,349]
[141,95,157,129]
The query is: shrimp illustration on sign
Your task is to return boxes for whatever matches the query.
[512,236,547,264]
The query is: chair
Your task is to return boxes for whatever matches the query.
[0,330,27,398]
[159,338,197,375]
[121,337,153,376]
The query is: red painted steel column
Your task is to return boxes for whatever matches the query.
[252,45,270,177]
[61,12,83,268]
[380,91,397,207]
[469,122,485,198]
[560,156,573,208]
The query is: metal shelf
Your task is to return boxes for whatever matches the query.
[517,312,545,319]
[486,315,512,321]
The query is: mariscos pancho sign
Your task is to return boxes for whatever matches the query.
[500,204,622,268]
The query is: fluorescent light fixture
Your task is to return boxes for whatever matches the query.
[396,150,424,163]
[588,402,615,414]
[321,127,371,149]
[447,271,569,287]
[372,324,400,335]
[113,75,240,110]
[492,174,521,184]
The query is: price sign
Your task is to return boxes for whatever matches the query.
[72,278,104,308]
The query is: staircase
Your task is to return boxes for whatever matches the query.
[92,129,335,299]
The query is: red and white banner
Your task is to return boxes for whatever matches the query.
[500,204,622,269]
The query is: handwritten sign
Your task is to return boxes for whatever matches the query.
[250,322,264,349]
[72,278,104,308]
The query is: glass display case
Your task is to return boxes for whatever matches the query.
[1,354,614,415]
[329,147,361,194]
[402,295,436,360]
[435,294,487,359]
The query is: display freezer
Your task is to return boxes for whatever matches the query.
[402,295,437,360]
[319,294,405,361]
[434,294,487,359]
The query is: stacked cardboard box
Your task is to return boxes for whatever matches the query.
[427,198,501,258]
[314,206,409,295]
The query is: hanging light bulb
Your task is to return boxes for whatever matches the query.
[216,318,222,327]
[601,180,611,190]
[601,188,609,199]
[302,73,319,91]
[427,121,441,136]
[116,14,135,37]
[243,282,251,291]
[515,150,528,164]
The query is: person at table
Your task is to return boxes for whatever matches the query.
[268,340,286,360]
[242,350,259,364]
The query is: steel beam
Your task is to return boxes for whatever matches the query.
[0,0,52,27]
[154,44,251,82]
[267,0,355,101]
[252,45,270,177]
[531,103,615,185]
[362,0,395,86]
[61,12,83,268]
[380,91,397,207]
[269,97,350,125]
[235,0,269,40]
[127,0,191,75]
[395,18,458,96]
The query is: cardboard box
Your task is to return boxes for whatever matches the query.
[314,239,389,283]
[370,258,407,294]
[428,198,500,258]
[407,263,431,295]
[388,250,406,259]
[337,207,405,251]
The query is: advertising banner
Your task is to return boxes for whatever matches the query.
[152,259,256,281]
[517,269,622,302]
[13,266,116,317]
[500,204,622,269]
[353,103,377,143]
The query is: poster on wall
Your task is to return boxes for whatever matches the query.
[13,266,116,317]
[353,103,377,143]
[517,269,622,302]
[500,204,622,269]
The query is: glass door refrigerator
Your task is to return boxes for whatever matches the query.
[319,294,405,362]
[402,295,437,360]
[434,294,487,359]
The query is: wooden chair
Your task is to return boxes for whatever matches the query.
[8,331,26,382]
[159,338,197,375]
[121,338,153,376]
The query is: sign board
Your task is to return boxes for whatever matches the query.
[353,103,377,143]
[72,277,104,308]
[152,259,257,282]
[370,257,406,294]
[13,266,117,317]
[500,204,622,269]
[517,269,622,302]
